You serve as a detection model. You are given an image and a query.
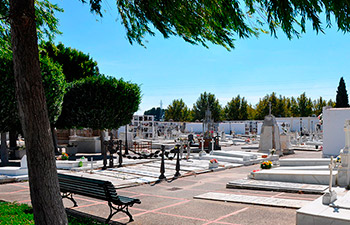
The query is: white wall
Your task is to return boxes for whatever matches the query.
[231,123,245,134]
[323,107,350,157]
[185,123,203,133]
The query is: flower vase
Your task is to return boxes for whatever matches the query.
[209,162,219,169]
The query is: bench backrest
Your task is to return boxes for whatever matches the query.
[58,173,117,201]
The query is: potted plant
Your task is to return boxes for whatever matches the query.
[209,158,219,169]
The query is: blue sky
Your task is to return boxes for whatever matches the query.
[51,0,349,113]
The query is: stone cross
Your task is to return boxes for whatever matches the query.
[269,102,272,116]
[211,138,215,154]
[328,156,334,192]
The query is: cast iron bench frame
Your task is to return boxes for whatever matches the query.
[58,173,141,223]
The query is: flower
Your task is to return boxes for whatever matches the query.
[260,160,272,169]
[210,159,218,164]
[61,153,69,160]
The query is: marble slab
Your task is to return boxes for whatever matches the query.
[194,192,311,209]
[227,179,328,194]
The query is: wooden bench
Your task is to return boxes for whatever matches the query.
[58,173,141,223]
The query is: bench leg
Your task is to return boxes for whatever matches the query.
[61,192,78,207]
[106,202,134,223]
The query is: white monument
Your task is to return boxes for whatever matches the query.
[337,120,350,187]
[323,107,350,157]
[258,104,282,156]
[280,132,294,155]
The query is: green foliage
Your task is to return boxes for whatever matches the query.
[297,92,313,116]
[193,92,222,122]
[79,1,350,50]
[40,42,99,82]
[313,97,326,116]
[224,95,249,120]
[335,77,349,108]
[255,92,285,119]
[56,75,141,130]
[40,55,67,123]
[144,107,164,121]
[0,55,66,133]
[0,0,63,44]
[165,99,190,122]
[0,201,107,225]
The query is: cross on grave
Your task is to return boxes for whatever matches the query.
[322,156,337,205]
[269,102,272,116]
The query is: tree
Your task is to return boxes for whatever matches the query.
[40,41,99,82]
[164,99,190,122]
[335,77,349,108]
[224,95,249,120]
[5,0,350,223]
[144,107,165,121]
[297,92,313,117]
[56,75,141,130]
[193,92,222,122]
[313,97,327,116]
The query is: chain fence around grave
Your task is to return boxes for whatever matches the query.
[102,140,192,184]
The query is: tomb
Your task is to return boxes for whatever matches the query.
[0,155,28,176]
[258,106,282,156]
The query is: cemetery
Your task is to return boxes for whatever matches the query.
[2,1,350,224]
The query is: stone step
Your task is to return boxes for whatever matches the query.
[212,150,258,159]
[251,170,337,185]
[226,179,328,194]
[279,158,331,167]
[194,192,311,209]
[273,165,329,171]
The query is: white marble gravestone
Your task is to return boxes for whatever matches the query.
[337,120,350,187]
[280,133,294,155]
[258,114,282,156]
[20,155,27,168]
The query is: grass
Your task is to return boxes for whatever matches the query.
[0,201,107,225]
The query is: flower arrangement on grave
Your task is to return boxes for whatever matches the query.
[335,155,341,164]
[270,149,276,156]
[260,161,272,169]
[140,149,150,155]
[57,153,69,160]
[210,159,218,164]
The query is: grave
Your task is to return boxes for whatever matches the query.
[258,105,282,156]
[297,187,350,225]
[0,155,28,176]
[337,120,350,187]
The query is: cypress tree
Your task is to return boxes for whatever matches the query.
[336,77,349,108]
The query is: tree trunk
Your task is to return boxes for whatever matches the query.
[0,133,9,166]
[9,130,18,149]
[9,1,68,224]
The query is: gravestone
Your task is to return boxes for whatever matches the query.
[258,107,281,156]
[337,120,350,187]
[280,132,294,155]
[20,155,27,169]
